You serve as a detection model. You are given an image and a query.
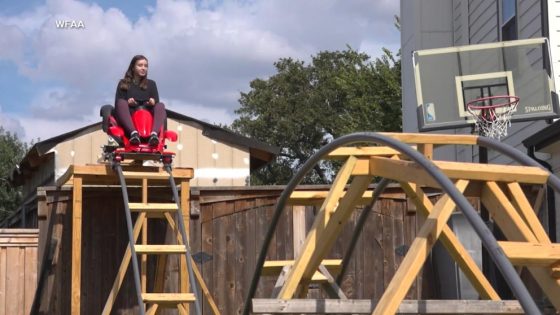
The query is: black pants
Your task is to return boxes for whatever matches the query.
[115,99,166,136]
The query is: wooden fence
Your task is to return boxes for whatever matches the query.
[0,229,38,315]
[27,185,434,314]
[190,186,434,314]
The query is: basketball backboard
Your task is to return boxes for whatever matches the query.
[413,38,559,131]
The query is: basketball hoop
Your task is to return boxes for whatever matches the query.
[467,95,519,140]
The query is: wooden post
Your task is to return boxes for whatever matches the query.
[72,176,83,315]
[373,180,469,315]
[142,178,148,299]
[180,180,191,314]
[417,143,433,160]
[292,206,306,257]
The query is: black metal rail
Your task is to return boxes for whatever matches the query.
[164,163,203,315]
[114,163,146,315]
[336,177,390,284]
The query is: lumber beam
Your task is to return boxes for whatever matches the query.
[362,157,548,185]
[141,178,148,301]
[327,146,405,158]
[56,164,194,186]
[146,304,159,315]
[506,182,551,243]
[71,176,82,315]
[481,182,538,243]
[551,262,560,279]
[418,143,433,160]
[498,241,560,266]
[373,180,469,315]
[287,190,407,206]
[180,180,190,314]
[379,132,478,145]
[318,265,347,299]
[262,259,342,276]
[252,299,523,314]
[142,293,196,303]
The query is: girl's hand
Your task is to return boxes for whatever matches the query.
[127,98,136,105]
[148,98,156,106]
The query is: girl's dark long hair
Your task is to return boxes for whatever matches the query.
[119,55,148,91]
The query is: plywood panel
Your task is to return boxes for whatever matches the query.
[232,146,250,186]
[196,129,217,186]
[182,123,200,185]
[72,134,92,166]
[54,140,74,180]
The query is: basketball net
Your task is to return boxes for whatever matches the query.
[467,96,519,140]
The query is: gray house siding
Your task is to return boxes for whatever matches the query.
[401,0,560,241]
[551,0,560,94]
[453,0,470,45]
[403,0,551,163]
[401,0,454,133]
[468,0,499,44]
[519,0,543,39]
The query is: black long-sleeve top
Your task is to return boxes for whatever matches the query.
[114,79,160,105]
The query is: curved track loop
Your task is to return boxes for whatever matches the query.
[241,132,543,315]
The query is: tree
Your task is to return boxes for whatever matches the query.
[0,128,27,222]
[232,47,401,184]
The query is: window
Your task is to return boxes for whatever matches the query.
[501,0,517,40]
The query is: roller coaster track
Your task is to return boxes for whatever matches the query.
[242,132,560,315]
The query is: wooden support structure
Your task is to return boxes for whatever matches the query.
[255,133,560,315]
[57,164,220,315]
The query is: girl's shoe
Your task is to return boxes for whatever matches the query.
[148,132,159,146]
[129,131,141,145]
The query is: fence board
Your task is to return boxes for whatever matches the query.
[201,203,214,314]
[24,247,37,315]
[0,229,38,315]
[0,248,6,313]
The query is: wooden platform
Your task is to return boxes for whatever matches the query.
[56,164,200,315]
[252,299,524,314]
[56,164,194,186]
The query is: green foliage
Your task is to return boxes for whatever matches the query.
[232,47,401,184]
[0,128,27,221]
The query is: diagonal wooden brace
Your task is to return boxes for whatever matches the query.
[372,180,470,315]
[278,155,372,299]
[400,182,499,300]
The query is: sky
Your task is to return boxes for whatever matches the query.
[0,0,400,143]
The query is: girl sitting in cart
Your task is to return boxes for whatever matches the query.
[114,54,166,146]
